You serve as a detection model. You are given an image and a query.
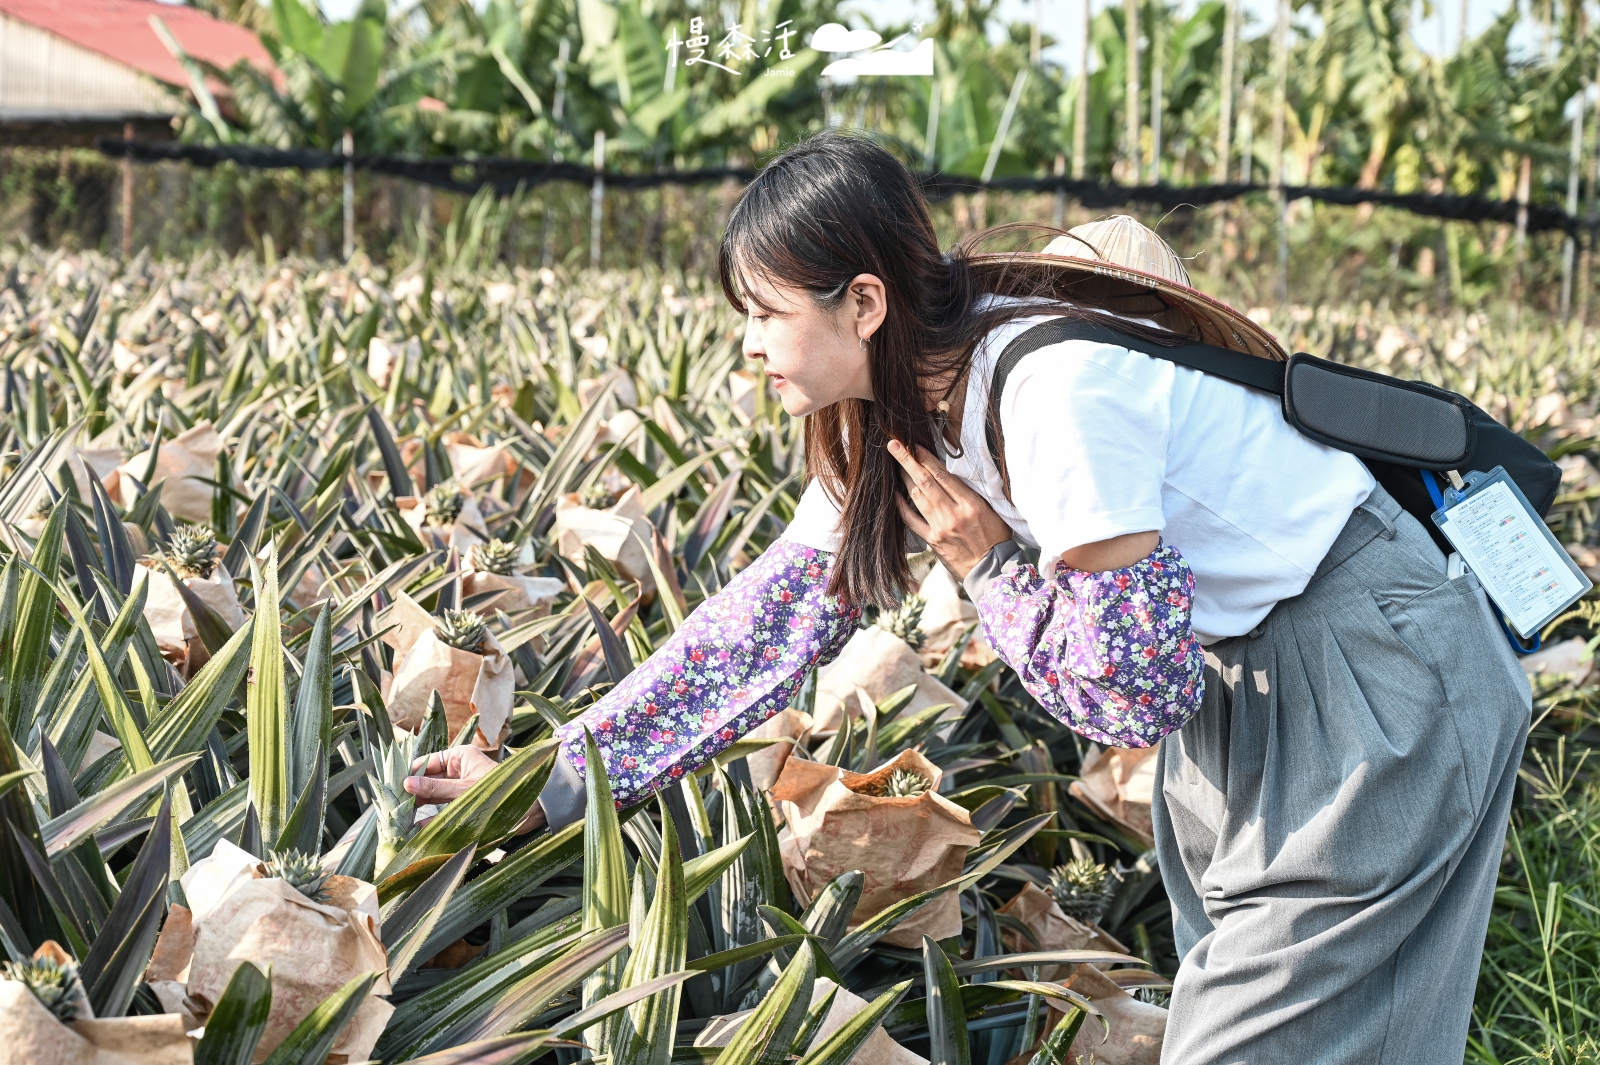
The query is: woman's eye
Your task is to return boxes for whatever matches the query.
[751,315,770,323]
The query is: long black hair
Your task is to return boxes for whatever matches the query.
[718,130,1186,607]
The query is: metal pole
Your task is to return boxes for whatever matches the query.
[1074,0,1091,178]
[590,130,606,270]
[121,121,135,259]
[1215,0,1236,183]
[342,127,354,261]
[924,77,941,171]
[1563,91,1585,322]
[1124,0,1140,183]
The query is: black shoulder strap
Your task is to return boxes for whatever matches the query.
[985,317,1289,471]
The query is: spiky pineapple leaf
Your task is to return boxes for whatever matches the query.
[80,792,171,1017]
[41,753,198,857]
[612,798,689,1065]
[247,547,288,844]
[194,961,273,1065]
[923,935,971,1065]
[793,980,914,1065]
[716,939,817,1065]
[383,843,476,984]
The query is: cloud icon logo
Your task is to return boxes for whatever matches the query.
[810,23,884,52]
[821,37,934,77]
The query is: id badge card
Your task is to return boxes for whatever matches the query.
[1431,466,1592,638]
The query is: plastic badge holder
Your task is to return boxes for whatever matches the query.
[1431,466,1592,639]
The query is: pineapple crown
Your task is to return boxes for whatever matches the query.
[876,594,927,650]
[2,948,91,1023]
[28,494,53,519]
[263,848,333,903]
[165,522,219,579]
[435,608,488,651]
[423,483,465,527]
[859,765,931,798]
[470,537,521,576]
[579,482,620,510]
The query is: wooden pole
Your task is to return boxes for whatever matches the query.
[1149,12,1163,184]
[1563,92,1585,322]
[1214,0,1236,183]
[1124,0,1140,183]
[1270,0,1289,304]
[120,121,135,259]
[590,130,606,270]
[342,127,355,261]
[1074,0,1091,178]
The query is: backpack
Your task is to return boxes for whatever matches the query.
[984,316,1563,559]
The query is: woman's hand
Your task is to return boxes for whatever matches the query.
[888,439,1015,580]
[407,745,548,835]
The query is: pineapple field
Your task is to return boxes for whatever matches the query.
[1,242,1599,1065]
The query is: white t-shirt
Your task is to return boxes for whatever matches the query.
[783,301,1376,643]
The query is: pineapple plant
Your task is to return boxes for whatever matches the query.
[469,537,521,575]
[435,608,488,651]
[422,483,465,526]
[366,729,423,874]
[2,946,91,1023]
[876,594,927,650]
[1049,857,1122,925]
[164,522,219,579]
[263,849,334,903]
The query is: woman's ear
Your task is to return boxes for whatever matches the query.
[848,273,888,342]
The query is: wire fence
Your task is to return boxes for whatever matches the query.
[94,138,1589,239]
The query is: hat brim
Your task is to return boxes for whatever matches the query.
[968,251,1288,361]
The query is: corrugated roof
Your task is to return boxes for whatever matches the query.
[0,0,275,88]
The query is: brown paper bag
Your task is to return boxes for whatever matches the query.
[459,566,565,616]
[130,564,246,676]
[773,750,980,948]
[551,485,655,593]
[0,981,192,1065]
[1059,964,1166,1065]
[174,840,393,1065]
[915,565,998,671]
[695,976,927,1064]
[380,591,514,749]
[745,708,812,794]
[398,493,489,553]
[812,626,966,735]
[112,422,227,523]
[997,882,1128,981]
[1069,745,1159,851]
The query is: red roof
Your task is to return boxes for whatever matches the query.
[0,0,276,87]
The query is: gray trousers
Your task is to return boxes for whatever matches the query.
[1153,484,1531,1064]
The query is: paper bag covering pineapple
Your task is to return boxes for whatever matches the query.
[380,590,515,749]
[396,431,519,496]
[110,422,228,524]
[744,707,813,794]
[812,598,966,735]
[997,875,1129,982]
[1015,964,1166,1065]
[398,483,490,553]
[0,941,191,1065]
[914,564,997,671]
[142,840,392,1065]
[551,483,656,594]
[695,976,928,1065]
[461,537,565,616]
[131,524,246,676]
[772,749,980,948]
[1069,744,1159,850]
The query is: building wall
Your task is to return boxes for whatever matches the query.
[0,12,174,121]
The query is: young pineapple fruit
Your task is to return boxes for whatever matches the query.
[1048,857,1120,925]
[367,730,422,873]
[263,848,333,903]
[165,522,219,579]
[436,608,488,652]
[2,945,91,1023]
[470,537,521,576]
[422,483,465,527]
[579,481,620,510]
[876,594,927,650]
[883,766,930,797]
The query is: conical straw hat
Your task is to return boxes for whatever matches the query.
[969,214,1287,361]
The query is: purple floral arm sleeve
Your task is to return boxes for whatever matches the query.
[553,539,860,809]
[977,541,1205,747]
